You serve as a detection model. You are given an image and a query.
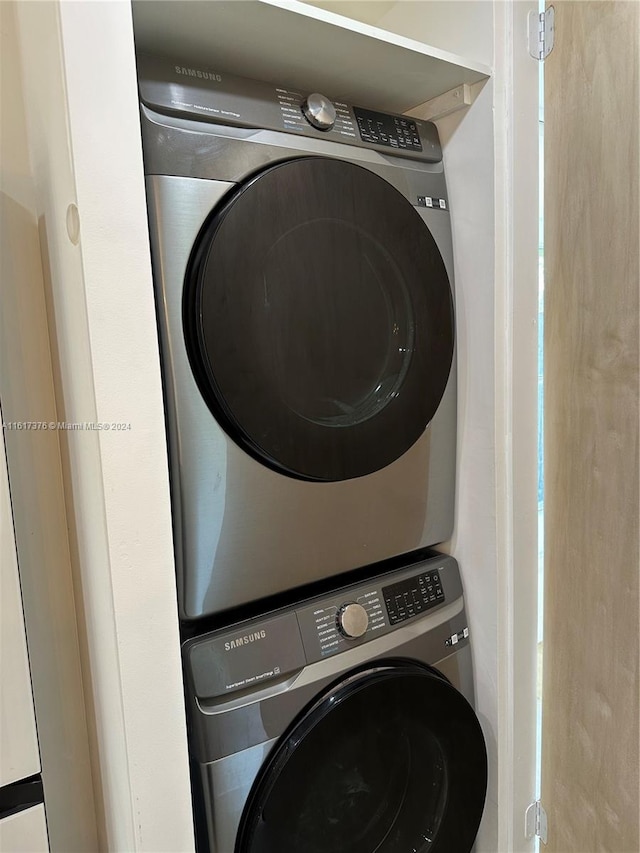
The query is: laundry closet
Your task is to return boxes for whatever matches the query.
[2,2,542,852]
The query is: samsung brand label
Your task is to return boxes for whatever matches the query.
[175,65,222,82]
[224,630,267,651]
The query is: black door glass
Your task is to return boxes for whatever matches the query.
[236,661,487,853]
[262,219,414,428]
[184,157,454,481]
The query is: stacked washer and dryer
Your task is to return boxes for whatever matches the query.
[138,52,487,853]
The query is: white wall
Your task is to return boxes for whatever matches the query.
[12,1,194,849]
[408,3,540,849]
[378,0,493,66]
[493,2,540,850]
[307,0,493,65]
[436,80,499,853]
[1,2,98,848]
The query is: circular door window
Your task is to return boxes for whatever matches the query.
[184,157,454,481]
[235,660,487,853]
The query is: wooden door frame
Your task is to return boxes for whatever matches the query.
[541,2,639,849]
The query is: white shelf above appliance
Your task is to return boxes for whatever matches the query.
[131,0,491,115]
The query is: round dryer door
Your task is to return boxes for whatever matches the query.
[235,660,487,853]
[184,157,454,481]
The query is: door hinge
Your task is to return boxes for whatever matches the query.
[525,800,548,844]
[528,6,555,61]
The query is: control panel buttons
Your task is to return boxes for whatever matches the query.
[382,571,445,625]
[354,107,423,152]
[337,602,369,639]
[302,93,337,131]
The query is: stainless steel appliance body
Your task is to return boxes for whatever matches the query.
[184,553,487,853]
[140,56,458,620]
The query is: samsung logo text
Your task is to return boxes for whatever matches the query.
[224,630,267,651]
[175,65,222,82]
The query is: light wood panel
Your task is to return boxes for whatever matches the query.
[543,2,639,851]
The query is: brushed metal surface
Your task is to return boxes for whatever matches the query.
[143,112,457,620]
[189,595,468,763]
[185,551,471,764]
[200,739,277,853]
[141,104,445,189]
[191,568,474,851]
[137,52,444,164]
[186,554,464,718]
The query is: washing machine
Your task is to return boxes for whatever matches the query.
[183,552,487,852]
[139,54,458,621]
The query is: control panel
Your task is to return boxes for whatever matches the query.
[382,570,445,625]
[276,87,357,139]
[137,54,442,163]
[186,555,460,701]
[354,107,423,152]
[296,562,450,662]
[304,588,386,659]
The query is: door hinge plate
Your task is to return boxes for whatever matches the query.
[528,6,555,61]
[525,800,548,844]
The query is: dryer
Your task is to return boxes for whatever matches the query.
[183,552,487,852]
[139,55,458,621]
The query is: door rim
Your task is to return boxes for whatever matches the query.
[234,658,487,853]
[183,156,455,482]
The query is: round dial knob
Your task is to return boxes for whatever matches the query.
[302,93,337,131]
[337,602,369,639]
